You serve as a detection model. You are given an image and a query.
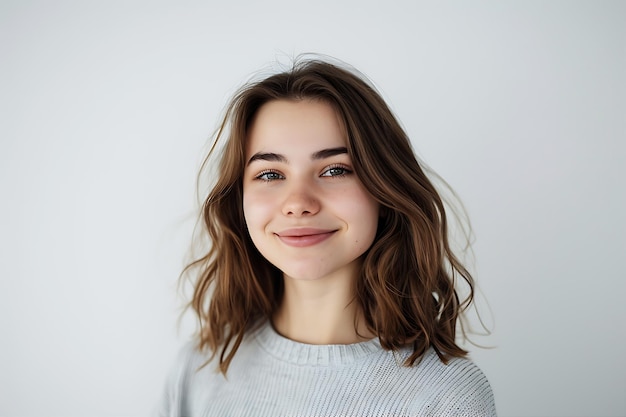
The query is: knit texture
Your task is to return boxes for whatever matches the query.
[157,321,496,416]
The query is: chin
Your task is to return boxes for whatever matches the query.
[277,263,333,281]
[281,269,328,281]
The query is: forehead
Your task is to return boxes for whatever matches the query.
[246,99,346,158]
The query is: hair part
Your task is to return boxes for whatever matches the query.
[182,57,476,374]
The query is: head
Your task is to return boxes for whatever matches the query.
[188,58,474,373]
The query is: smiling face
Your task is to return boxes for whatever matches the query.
[242,99,380,282]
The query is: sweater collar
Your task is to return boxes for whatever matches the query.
[252,320,381,366]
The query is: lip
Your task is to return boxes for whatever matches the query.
[275,228,337,247]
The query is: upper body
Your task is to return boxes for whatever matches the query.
[158,320,496,417]
[162,58,497,417]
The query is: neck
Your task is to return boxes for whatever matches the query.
[272,271,375,345]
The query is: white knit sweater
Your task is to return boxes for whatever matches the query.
[157,321,496,416]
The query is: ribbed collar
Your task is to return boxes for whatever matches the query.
[252,320,381,366]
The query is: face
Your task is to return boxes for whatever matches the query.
[242,99,380,282]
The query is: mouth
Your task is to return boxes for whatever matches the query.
[275,228,337,247]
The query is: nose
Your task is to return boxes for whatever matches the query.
[281,183,321,217]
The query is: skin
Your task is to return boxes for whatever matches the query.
[243,99,379,345]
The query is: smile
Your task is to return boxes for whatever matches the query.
[275,228,337,247]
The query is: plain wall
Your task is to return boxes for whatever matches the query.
[1,1,624,416]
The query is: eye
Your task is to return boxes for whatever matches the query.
[255,170,284,182]
[320,164,352,177]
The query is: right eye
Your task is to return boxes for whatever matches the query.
[256,170,284,182]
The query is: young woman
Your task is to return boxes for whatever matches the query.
[158,58,497,416]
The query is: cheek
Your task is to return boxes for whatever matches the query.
[338,187,380,240]
[358,203,380,244]
[242,192,254,228]
[243,188,272,232]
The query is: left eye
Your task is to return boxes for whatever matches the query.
[321,166,351,177]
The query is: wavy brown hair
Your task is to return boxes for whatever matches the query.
[184,57,475,374]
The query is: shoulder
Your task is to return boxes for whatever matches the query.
[168,340,211,381]
[404,349,497,416]
[155,341,214,417]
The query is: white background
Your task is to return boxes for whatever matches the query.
[1,1,624,416]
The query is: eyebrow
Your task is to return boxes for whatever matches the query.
[247,147,348,166]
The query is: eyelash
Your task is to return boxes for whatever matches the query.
[255,170,284,182]
[320,164,352,178]
[254,164,352,182]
